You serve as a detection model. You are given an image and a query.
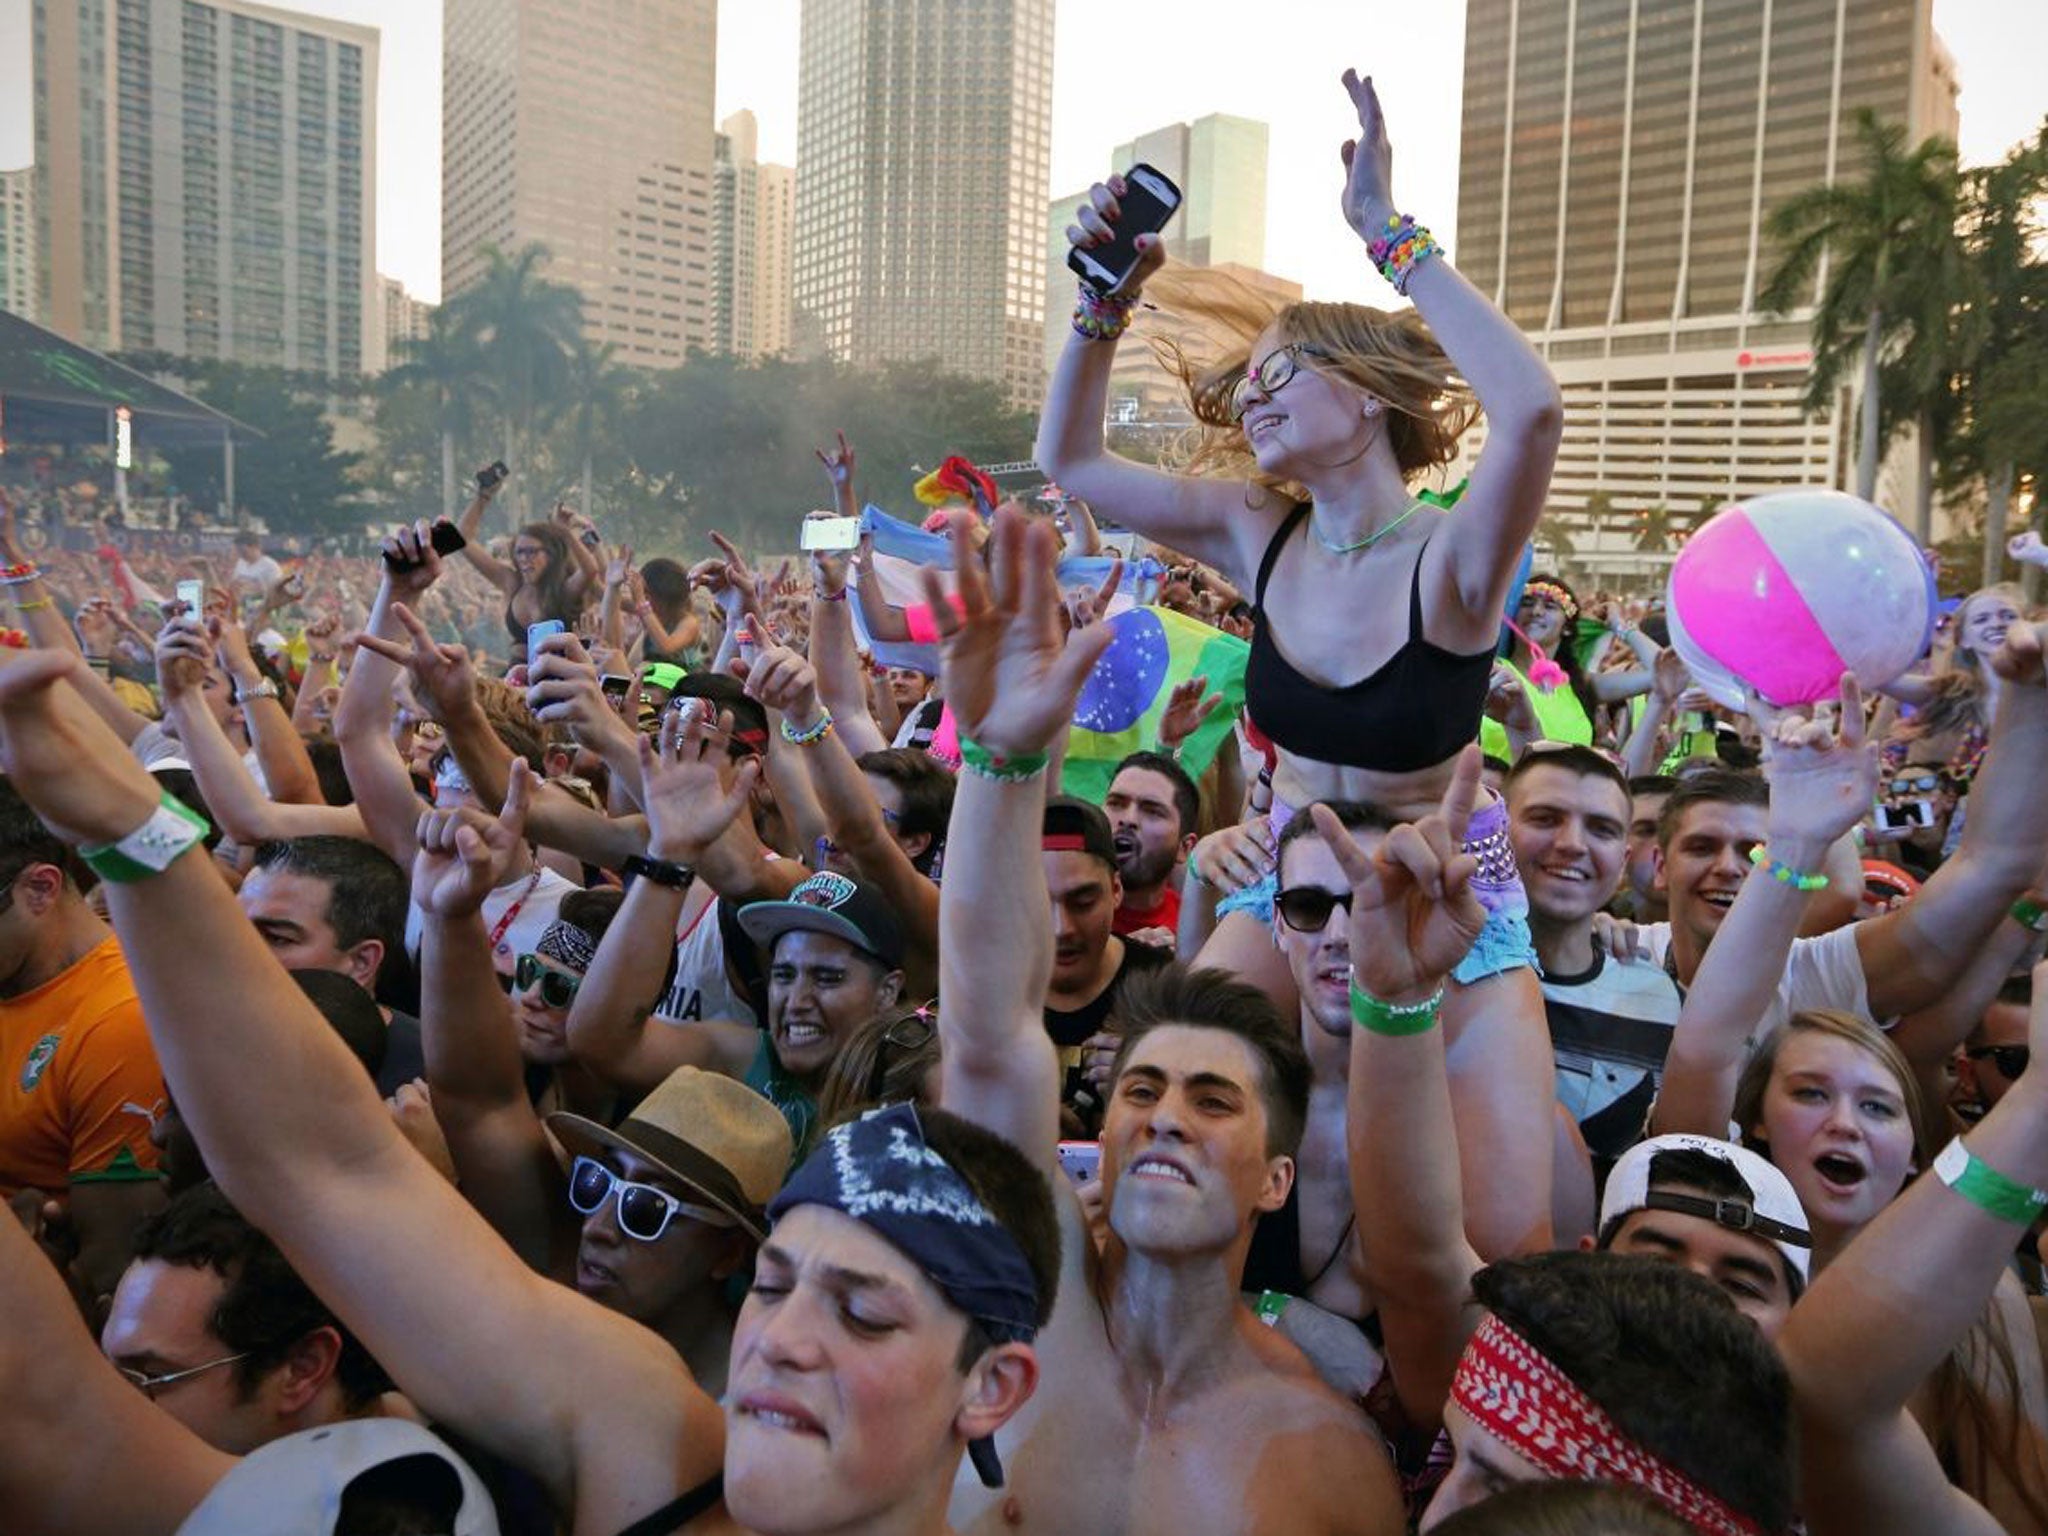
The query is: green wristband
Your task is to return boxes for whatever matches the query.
[1254,1289,1291,1328]
[79,790,211,883]
[1348,975,1444,1037]
[957,734,1050,784]
[2011,894,2048,934]
[1935,1139,2048,1225]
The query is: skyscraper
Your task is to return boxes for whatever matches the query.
[1111,113,1269,270]
[1455,0,1960,571]
[713,112,796,361]
[380,275,436,367]
[794,0,1055,409]
[0,168,34,321]
[442,0,718,369]
[33,0,377,375]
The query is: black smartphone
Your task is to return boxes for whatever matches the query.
[477,461,509,492]
[1068,163,1182,296]
[600,673,632,707]
[382,520,467,572]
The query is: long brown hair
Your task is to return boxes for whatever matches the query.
[1142,265,1478,493]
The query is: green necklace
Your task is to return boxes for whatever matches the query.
[1311,498,1426,555]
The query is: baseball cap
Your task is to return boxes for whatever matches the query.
[642,662,686,694]
[1601,1133,1812,1283]
[174,1419,497,1535]
[1043,796,1116,867]
[738,871,907,972]
[549,1065,793,1241]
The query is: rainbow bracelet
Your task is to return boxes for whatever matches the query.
[1747,845,1829,892]
[1367,212,1444,296]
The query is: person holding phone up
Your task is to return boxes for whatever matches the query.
[450,465,601,664]
[1037,70,1564,1262]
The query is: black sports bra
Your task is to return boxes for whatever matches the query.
[614,1473,723,1536]
[1246,504,1496,774]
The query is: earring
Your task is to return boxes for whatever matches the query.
[1363,400,1382,418]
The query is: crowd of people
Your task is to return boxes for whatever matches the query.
[5,70,2048,1536]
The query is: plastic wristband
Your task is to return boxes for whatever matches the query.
[1348,974,1444,1037]
[1747,845,1828,892]
[1254,1290,1291,1328]
[780,708,835,747]
[79,790,211,883]
[1934,1138,2048,1225]
[2011,894,2048,934]
[819,587,848,603]
[957,735,1050,784]
[622,854,695,891]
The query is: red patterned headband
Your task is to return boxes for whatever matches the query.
[1521,580,1579,621]
[1450,1314,1763,1536]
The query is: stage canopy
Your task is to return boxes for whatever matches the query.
[0,308,257,448]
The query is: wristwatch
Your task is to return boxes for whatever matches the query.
[624,854,695,890]
[234,677,280,703]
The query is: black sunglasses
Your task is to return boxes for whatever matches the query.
[1274,886,1352,933]
[866,1009,937,1103]
[1965,1044,2030,1080]
[514,953,581,1009]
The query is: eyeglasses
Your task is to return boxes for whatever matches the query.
[1227,343,1330,422]
[116,1351,252,1397]
[1965,1044,2030,1080]
[566,1155,733,1242]
[867,1008,937,1102]
[514,953,581,1009]
[1274,886,1353,933]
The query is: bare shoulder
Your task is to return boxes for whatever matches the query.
[1238,1324,1405,1528]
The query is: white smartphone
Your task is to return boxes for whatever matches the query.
[801,515,862,553]
[175,579,205,615]
[1056,1140,1102,1185]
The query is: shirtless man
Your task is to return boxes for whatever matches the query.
[0,646,1050,1536]
[929,508,1403,1536]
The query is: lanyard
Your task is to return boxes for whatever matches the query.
[489,864,545,955]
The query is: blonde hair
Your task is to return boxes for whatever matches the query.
[1733,1008,1935,1166]
[1904,583,2026,741]
[1142,264,1478,493]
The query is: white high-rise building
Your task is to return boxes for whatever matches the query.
[0,168,35,321]
[1456,0,1961,575]
[795,0,1055,409]
[713,112,796,361]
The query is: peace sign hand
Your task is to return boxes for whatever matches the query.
[1311,746,1486,1005]
[413,759,534,918]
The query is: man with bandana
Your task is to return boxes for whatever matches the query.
[925,507,1405,1535]
[0,643,1065,1536]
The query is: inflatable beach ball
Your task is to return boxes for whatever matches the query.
[1665,490,1934,710]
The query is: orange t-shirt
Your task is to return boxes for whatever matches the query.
[0,935,164,1194]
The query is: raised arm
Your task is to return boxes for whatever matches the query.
[806,512,889,757]
[212,613,321,805]
[1320,752,1489,1428]
[1777,962,2048,1536]
[935,510,1112,1170]
[0,650,720,1531]
[454,480,517,594]
[412,762,577,1273]
[1861,622,2048,1025]
[1652,681,1878,1136]
[1330,70,1560,619]
[1620,651,1691,779]
[1035,186,1258,577]
[562,712,762,1097]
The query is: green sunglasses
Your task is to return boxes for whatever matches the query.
[514,953,582,1009]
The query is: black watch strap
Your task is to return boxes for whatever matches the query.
[623,854,695,890]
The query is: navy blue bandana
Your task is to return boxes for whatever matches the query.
[767,1103,1040,1488]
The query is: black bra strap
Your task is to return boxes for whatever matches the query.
[1254,503,1312,605]
[614,1473,724,1536]
[1406,535,1432,641]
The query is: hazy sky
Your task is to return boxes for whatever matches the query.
[1,0,2042,307]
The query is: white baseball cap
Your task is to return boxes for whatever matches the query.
[1601,1133,1812,1284]
[176,1419,498,1535]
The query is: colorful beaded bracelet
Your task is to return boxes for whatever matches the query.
[1747,845,1828,892]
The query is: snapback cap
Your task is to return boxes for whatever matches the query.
[174,1419,497,1535]
[1601,1132,1813,1283]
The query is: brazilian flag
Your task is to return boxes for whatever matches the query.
[1060,605,1250,803]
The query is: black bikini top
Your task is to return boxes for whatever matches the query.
[1246,504,1496,774]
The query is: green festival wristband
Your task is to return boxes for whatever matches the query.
[79,790,211,884]
[1935,1139,2048,1225]
[1348,975,1445,1037]
[957,734,1050,784]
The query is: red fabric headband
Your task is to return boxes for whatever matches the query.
[1450,1314,1762,1536]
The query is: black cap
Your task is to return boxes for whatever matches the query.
[1043,796,1116,867]
[737,872,907,971]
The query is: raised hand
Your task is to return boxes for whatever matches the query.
[2009,530,2048,571]
[733,642,821,726]
[1312,746,1486,1004]
[1191,819,1278,895]
[1064,553,1124,629]
[605,544,635,589]
[73,602,119,656]
[413,758,534,918]
[924,505,1115,760]
[1157,675,1223,754]
[1338,69,1397,240]
[154,618,214,699]
[1651,646,1691,706]
[1755,674,1878,853]
[1483,663,1537,737]
[353,602,476,723]
[0,647,162,846]
[707,531,761,615]
[211,611,259,680]
[380,521,446,601]
[1991,618,2048,689]
[639,705,760,865]
[1066,175,1166,299]
[815,430,856,490]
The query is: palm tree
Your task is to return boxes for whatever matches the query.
[1760,111,1961,529]
[562,340,635,522]
[385,308,486,520]
[1633,506,1673,554]
[451,244,584,523]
